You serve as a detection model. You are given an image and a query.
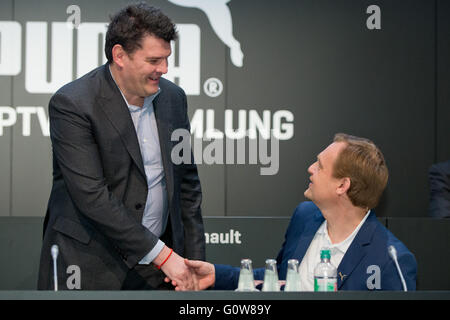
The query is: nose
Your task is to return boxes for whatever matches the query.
[157,58,169,74]
[307,162,316,175]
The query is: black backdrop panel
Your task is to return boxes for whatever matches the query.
[0,0,446,219]
[437,0,450,163]
[226,0,435,217]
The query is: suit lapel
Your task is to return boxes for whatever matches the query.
[292,212,324,262]
[153,91,174,206]
[337,212,378,289]
[96,65,146,178]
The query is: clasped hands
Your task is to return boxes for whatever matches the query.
[155,247,214,291]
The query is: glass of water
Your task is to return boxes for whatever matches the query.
[262,259,280,291]
[236,258,258,291]
[284,259,301,291]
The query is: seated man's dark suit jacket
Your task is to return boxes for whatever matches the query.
[38,64,205,290]
[429,160,450,218]
[215,201,417,291]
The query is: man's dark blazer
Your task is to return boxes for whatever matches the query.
[429,160,450,218]
[215,201,417,290]
[37,64,205,290]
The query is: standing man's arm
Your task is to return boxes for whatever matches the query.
[179,92,206,260]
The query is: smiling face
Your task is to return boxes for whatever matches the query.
[304,142,348,208]
[111,34,171,105]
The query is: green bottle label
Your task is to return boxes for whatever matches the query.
[314,278,337,292]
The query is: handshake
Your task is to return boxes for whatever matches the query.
[155,245,214,291]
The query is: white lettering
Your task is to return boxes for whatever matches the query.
[190,109,294,140]
[225,109,246,139]
[205,109,224,139]
[366,5,381,30]
[272,110,294,140]
[66,265,81,289]
[190,109,204,139]
[179,304,213,317]
[16,107,36,136]
[76,23,107,78]
[205,229,242,244]
[248,110,271,139]
[165,24,201,95]
[366,264,381,290]
[0,106,49,136]
[36,107,50,136]
[66,5,81,29]
[26,22,73,93]
[223,304,271,315]
[0,21,21,75]
[0,106,17,136]
[171,128,192,165]
[0,20,198,94]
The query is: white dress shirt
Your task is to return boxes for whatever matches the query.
[298,210,371,291]
[109,67,167,264]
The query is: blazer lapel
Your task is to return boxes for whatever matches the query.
[96,65,146,178]
[292,212,324,262]
[337,212,378,289]
[153,92,174,206]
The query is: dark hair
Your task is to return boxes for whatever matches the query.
[105,2,177,63]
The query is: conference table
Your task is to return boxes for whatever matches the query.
[0,290,449,300]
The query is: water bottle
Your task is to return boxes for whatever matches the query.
[314,248,337,292]
[262,259,280,291]
[284,259,301,291]
[236,258,258,291]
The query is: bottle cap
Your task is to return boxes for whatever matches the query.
[320,248,331,259]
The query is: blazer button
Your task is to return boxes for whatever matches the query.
[135,203,143,210]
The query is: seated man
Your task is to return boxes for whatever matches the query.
[177,133,417,291]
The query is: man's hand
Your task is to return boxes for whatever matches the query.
[154,246,197,290]
[183,259,215,290]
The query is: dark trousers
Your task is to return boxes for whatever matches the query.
[121,264,174,290]
[121,226,174,290]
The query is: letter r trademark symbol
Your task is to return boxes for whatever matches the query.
[203,77,223,97]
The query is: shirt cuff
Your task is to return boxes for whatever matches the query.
[138,240,165,265]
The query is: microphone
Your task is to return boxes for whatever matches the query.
[51,245,59,291]
[388,245,407,292]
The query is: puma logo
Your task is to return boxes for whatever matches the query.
[167,0,244,67]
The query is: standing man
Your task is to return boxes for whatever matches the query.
[38,3,205,290]
[180,134,417,291]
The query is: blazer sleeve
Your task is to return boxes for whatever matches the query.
[214,264,240,290]
[49,92,159,268]
[178,91,206,260]
[381,250,417,290]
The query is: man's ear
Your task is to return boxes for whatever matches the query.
[111,44,127,68]
[337,177,351,196]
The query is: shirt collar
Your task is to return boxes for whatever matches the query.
[108,65,161,112]
[319,209,371,254]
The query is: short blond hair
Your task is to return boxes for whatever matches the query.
[332,133,388,209]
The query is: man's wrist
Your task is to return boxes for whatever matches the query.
[156,248,173,269]
[152,245,172,266]
[138,240,165,265]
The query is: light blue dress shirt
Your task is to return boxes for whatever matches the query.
[110,68,167,264]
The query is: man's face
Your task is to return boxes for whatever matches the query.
[304,142,347,207]
[120,34,171,100]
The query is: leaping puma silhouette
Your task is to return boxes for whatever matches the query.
[168,0,244,67]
